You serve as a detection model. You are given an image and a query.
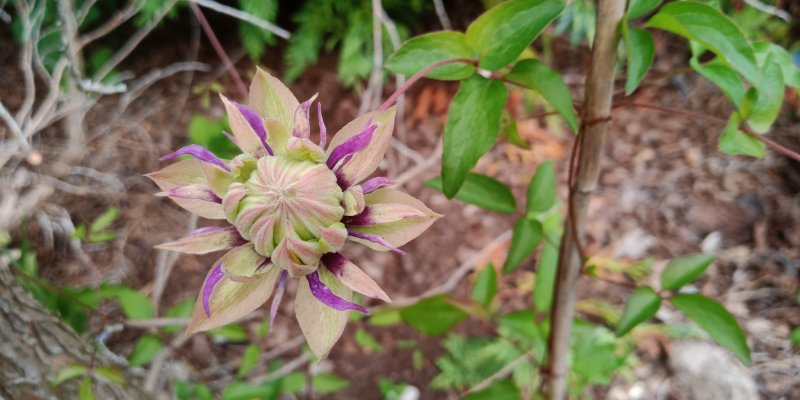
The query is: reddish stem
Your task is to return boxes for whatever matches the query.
[190,3,248,99]
[378,58,477,111]
[616,101,800,162]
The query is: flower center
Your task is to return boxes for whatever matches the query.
[222,154,345,272]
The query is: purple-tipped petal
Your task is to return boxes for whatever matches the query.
[326,122,377,170]
[161,144,230,172]
[321,252,347,275]
[269,270,288,328]
[317,102,327,149]
[341,208,371,226]
[306,271,368,313]
[202,264,225,317]
[223,131,238,145]
[234,102,273,156]
[292,94,317,139]
[187,226,225,236]
[158,184,222,203]
[348,230,406,255]
[321,253,391,302]
[361,177,392,193]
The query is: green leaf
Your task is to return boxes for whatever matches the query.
[791,327,800,345]
[627,0,661,19]
[385,31,477,80]
[526,161,557,214]
[79,376,95,400]
[312,373,350,394]
[280,373,306,394]
[72,224,87,240]
[719,113,764,158]
[129,334,163,367]
[188,115,238,159]
[503,218,543,273]
[533,242,559,313]
[222,381,280,400]
[690,59,746,108]
[463,379,520,400]
[753,41,800,89]
[425,173,516,213]
[209,324,248,342]
[238,344,261,377]
[101,286,155,320]
[164,299,194,334]
[399,295,468,335]
[238,0,278,60]
[368,308,402,327]
[499,111,529,149]
[747,56,784,134]
[660,253,715,291]
[471,264,498,307]
[442,76,508,197]
[53,364,87,386]
[175,381,214,400]
[117,290,155,320]
[94,366,125,386]
[466,0,565,70]
[88,231,118,243]
[89,207,119,234]
[670,294,750,364]
[623,27,655,95]
[615,286,662,336]
[506,59,578,131]
[355,328,384,353]
[646,1,764,92]
[379,379,412,400]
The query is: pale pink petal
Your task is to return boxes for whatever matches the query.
[146,159,226,219]
[294,267,353,359]
[156,184,221,203]
[221,94,267,156]
[322,253,391,302]
[155,226,245,254]
[342,203,430,226]
[348,187,441,250]
[221,243,268,281]
[317,103,327,149]
[360,177,392,193]
[347,230,405,255]
[249,68,299,129]
[234,101,273,155]
[325,107,397,188]
[160,144,229,172]
[186,261,281,334]
[264,119,291,154]
[292,93,318,139]
[269,270,288,328]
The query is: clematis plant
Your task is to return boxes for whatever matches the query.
[148,69,440,358]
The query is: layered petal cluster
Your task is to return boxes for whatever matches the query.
[148,69,440,358]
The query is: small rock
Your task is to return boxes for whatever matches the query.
[669,340,758,400]
[701,231,723,253]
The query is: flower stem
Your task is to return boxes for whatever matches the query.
[378,58,477,111]
[542,1,627,399]
[189,2,248,99]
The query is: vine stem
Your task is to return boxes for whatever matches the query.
[189,2,248,98]
[542,1,627,399]
[615,101,800,162]
[378,58,477,111]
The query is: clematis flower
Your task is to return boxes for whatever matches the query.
[148,69,440,358]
